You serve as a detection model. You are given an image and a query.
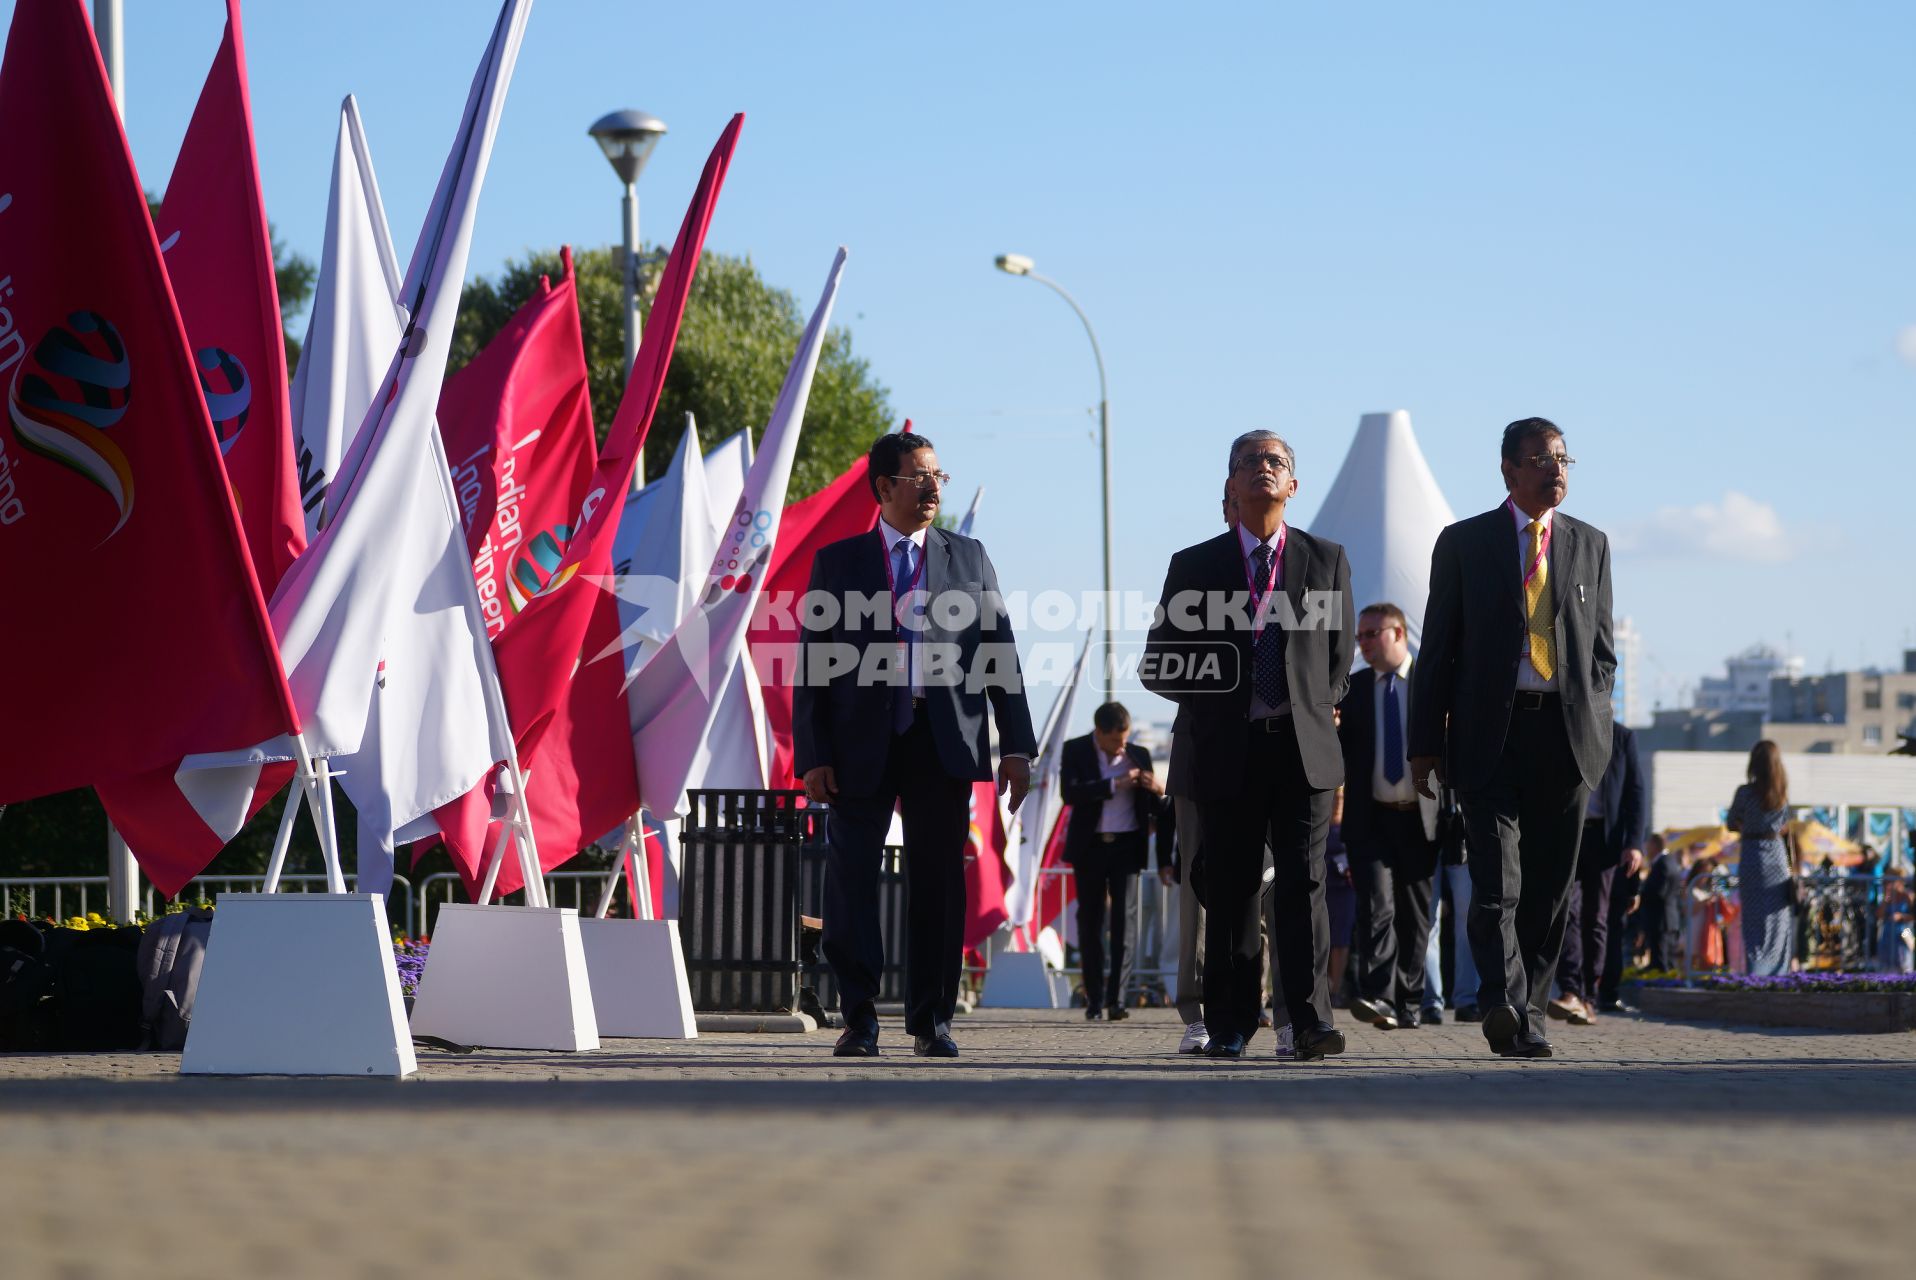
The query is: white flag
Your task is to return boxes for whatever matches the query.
[701,426,753,549]
[262,0,532,888]
[625,248,848,819]
[957,486,984,538]
[288,95,400,538]
[1004,632,1093,930]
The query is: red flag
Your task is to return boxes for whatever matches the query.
[485,115,742,769]
[154,0,305,591]
[0,0,297,806]
[439,245,596,637]
[1035,804,1076,938]
[964,780,1012,948]
[747,454,877,787]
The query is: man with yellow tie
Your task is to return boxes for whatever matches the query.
[1408,418,1616,1059]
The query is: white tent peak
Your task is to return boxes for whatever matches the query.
[1309,410,1456,654]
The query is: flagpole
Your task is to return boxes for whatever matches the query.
[290,733,347,893]
[260,784,305,893]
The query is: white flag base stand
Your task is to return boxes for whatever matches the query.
[180,894,415,1077]
[576,917,697,1039]
[979,949,1068,1010]
[409,903,600,1050]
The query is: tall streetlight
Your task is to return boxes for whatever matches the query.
[995,253,1113,699]
[589,108,667,486]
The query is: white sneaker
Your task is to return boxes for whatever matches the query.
[1275,1025,1295,1059]
[1178,1020,1211,1054]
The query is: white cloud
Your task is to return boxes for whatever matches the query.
[1613,490,1797,564]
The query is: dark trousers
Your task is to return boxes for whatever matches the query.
[1197,720,1332,1041]
[1459,696,1589,1029]
[1557,821,1615,1003]
[821,710,971,1037]
[1350,808,1437,1015]
[1599,871,1642,1005]
[1072,837,1143,1010]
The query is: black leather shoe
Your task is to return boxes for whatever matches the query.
[1106,1005,1130,1022]
[1204,1032,1247,1058]
[1500,1030,1554,1059]
[1421,1006,1444,1026]
[1349,995,1395,1028]
[1293,1023,1347,1061]
[833,1025,879,1057]
[1455,1004,1483,1023]
[1394,1006,1422,1029]
[1084,1006,1104,1021]
[1482,1004,1523,1056]
[913,1031,960,1058]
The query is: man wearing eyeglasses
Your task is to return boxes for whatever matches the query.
[1409,418,1616,1060]
[1143,430,1355,1062]
[796,429,1037,1060]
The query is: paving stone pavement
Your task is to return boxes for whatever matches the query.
[3,1007,1912,1279]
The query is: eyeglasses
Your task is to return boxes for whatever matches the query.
[1521,453,1576,472]
[887,470,951,490]
[1232,452,1293,475]
[1355,627,1399,641]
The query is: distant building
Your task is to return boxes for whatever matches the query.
[1694,644,1804,714]
[1612,616,1646,727]
[1639,648,1916,757]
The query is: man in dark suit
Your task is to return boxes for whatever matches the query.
[1059,701,1160,1020]
[1550,720,1645,1024]
[1143,430,1355,1062]
[796,430,1037,1059]
[1337,602,1442,1030]
[1409,417,1616,1059]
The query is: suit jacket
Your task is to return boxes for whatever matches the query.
[1335,663,1440,849]
[1408,504,1616,792]
[793,525,1038,797]
[1142,525,1355,796]
[1583,722,1647,872]
[1059,735,1154,872]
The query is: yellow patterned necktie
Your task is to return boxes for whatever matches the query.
[1525,519,1556,681]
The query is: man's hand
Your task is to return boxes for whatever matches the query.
[1620,848,1644,878]
[1137,771,1163,797]
[1158,867,1175,887]
[802,765,838,805]
[1332,706,1342,728]
[999,755,1032,814]
[1114,769,1138,792]
[1411,755,1443,800]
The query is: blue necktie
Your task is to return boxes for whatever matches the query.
[891,539,916,734]
[1382,672,1405,784]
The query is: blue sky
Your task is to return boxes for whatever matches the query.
[18,0,1915,734]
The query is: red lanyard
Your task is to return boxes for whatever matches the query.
[881,529,926,630]
[1507,498,1552,587]
[1238,523,1286,635]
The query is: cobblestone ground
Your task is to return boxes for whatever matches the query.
[3,1008,1912,1279]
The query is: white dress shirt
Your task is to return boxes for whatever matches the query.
[1097,747,1140,833]
[879,517,928,698]
[1510,500,1558,693]
[1238,522,1289,718]
[1371,656,1417,804]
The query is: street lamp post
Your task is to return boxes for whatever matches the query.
[995,254,1113,700]
[589,109,667,486]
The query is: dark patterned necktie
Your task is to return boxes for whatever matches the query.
[1251,543,1288,710]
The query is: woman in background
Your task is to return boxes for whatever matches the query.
[1725,740,1794,976]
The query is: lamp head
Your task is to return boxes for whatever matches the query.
[994,253,1034,276]
[589,109,668,186]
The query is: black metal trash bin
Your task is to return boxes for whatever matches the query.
[678,789,911,1014]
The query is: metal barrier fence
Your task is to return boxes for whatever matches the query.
[412,869,635,939]
[3,873,416,934]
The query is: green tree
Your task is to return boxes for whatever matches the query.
[449,247,892,498]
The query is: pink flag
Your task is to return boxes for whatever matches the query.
[0,0,297,810]
[484,116,743,764]
[439,245,596,637]
[154,0,305,591]
[747,455,877,787]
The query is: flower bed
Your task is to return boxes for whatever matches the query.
[394,939,429,996]
[1634,974,1916,1032]
[1639,973,1916,994]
